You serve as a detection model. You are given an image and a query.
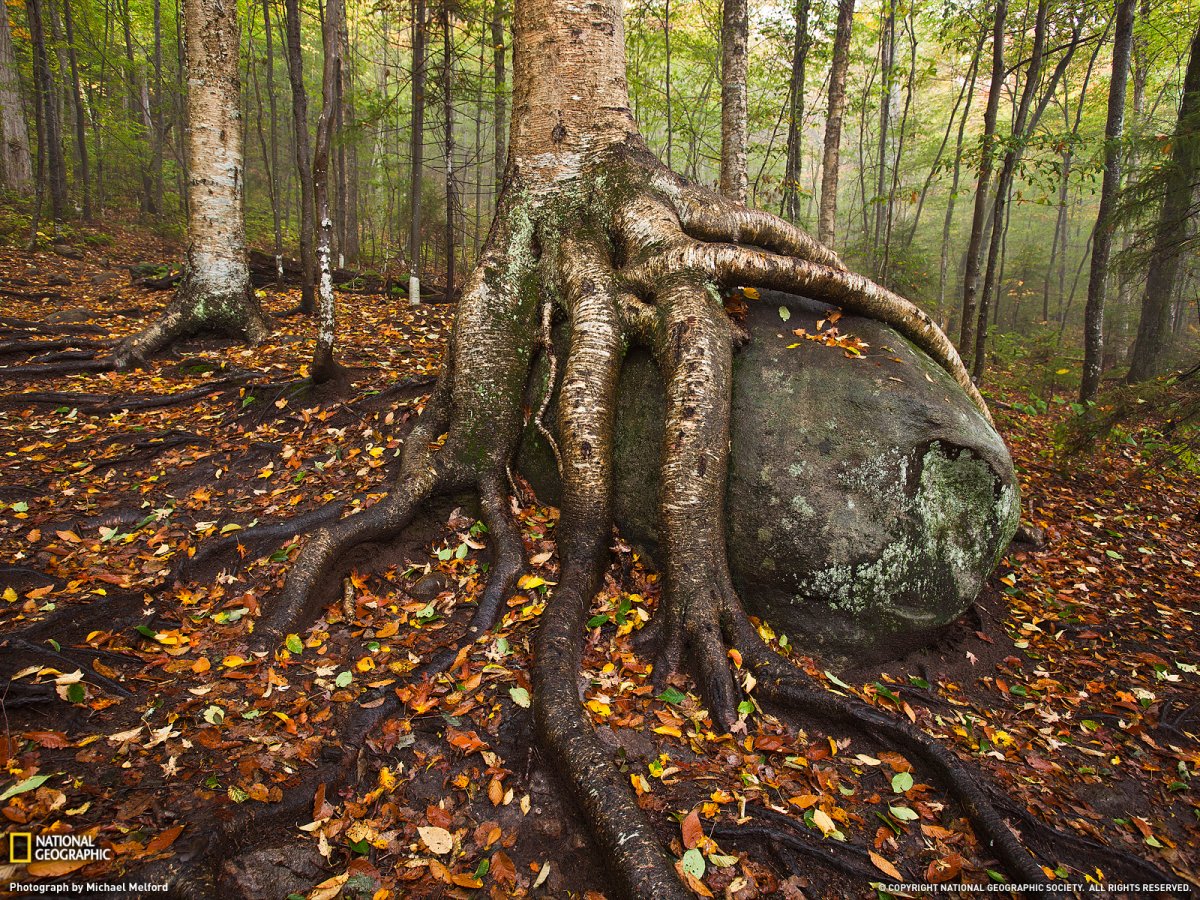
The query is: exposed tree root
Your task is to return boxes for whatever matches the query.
[107,281,270,371]
[56,141,1176,898]
[1,637,134,698]
[0,359,116,378]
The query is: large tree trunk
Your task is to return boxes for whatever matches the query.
[1127,20,1200,382]
[1081,0,1134,401]
[0,0,32,193]
[110,0,269,368]
[817,0,853,247]
[719,0,748,201]
[283,0,316,314]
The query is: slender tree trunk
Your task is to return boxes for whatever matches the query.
[881,6,915,285]
[959,0,1005,365]
[1127,20,1200,382]
[0,0,33,193]
[121,0,157,214]
[311,0,342,383]
[152,0,165,213]
[1081,0,1134,401]
[409,0,426,304]
[28,0,67,220]
[719,0,748,202]
[263,0,284,280]
[443,3,457,294]
[817,0,854,247]
[492,0,506,198]
[339,0,359,265]
[60,0,90,217]
[283,0,316,313]
[782,0,809,223]
[663,0,672,171]
[873,0,894,272]
[937,46,981,330]
[973,6,1080,382]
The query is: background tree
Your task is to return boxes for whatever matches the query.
[1126,19,1200,382]
[1082,0,1134,401]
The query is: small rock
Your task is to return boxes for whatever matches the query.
[45,307,91,324]
[407,571,451,601]
[47,274,71,286]
[51,243,84,260]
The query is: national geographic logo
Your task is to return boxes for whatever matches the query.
[4,832,113,864]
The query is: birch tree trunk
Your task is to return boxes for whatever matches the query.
[0,0,32,193]
[110,0,269,368]
[311,0,342,383]
[817,0,854,247]
[1081,0,1134,401]
[408,0,426,304]
[719,0,748,202]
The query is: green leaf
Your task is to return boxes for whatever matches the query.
[778,306,791,322]
[708,853,738,868]
[509,687,531,708]
[11,501,29,513]
[202,705,225,725]
[1009,684,1028,697]
[474,857,491,878]
[348,837,369,855]
[891,771,914,793]
[873,682,900,703]
[908,676,930,690]
[680,848,705,879]
[888,805,919,822]
[285,634,304,654]
[335,670,353,688]
[135,624,157,639]
[824,670,852,691]
[66,683,85,704]
[228,785,249,803]
[0,774,52,802]
[586,614,609,628]
[986,870,1007,883]
[48,638,60,652]
[658,687,686,706]
[455,542,468,560]
[737,700,755,716]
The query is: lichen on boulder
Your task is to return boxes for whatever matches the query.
[519,289,1020,661]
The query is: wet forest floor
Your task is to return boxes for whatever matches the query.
[0,217,1197,899]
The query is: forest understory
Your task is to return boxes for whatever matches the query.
[0,217,1197,899]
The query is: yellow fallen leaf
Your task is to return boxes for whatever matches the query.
[869,849,904,881]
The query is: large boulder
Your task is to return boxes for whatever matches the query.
[518,290,1020,661]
